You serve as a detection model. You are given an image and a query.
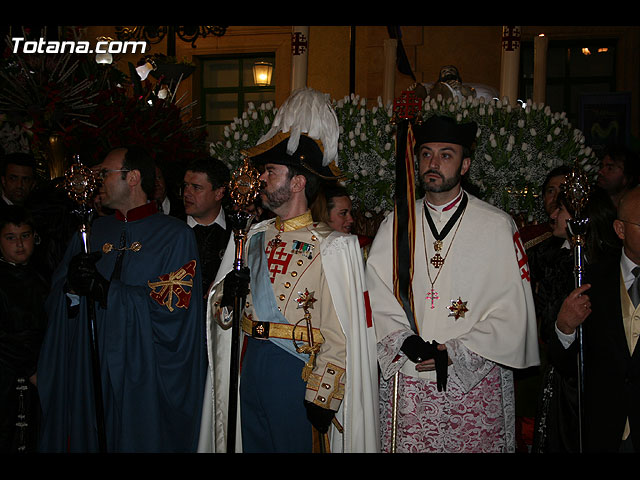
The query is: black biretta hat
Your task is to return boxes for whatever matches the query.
[414,115,478,151]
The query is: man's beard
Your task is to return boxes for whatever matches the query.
[419,166,463,193]
[261,182,292,211]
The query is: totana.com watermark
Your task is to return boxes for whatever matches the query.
[11,37,147,55]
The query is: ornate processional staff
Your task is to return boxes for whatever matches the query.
[63,156,107,453]
[225,157,262,453]
[563,163,591,454]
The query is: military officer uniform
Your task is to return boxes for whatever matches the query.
[209,212,347,451]
[197,87,379,454]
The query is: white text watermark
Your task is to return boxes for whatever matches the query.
[11,37,147,55]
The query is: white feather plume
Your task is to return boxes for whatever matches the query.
[258,87,339,167]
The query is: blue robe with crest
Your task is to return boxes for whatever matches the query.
[37,203,206,452]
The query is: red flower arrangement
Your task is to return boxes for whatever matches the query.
[1,37,207,173]
[73,80,208,167]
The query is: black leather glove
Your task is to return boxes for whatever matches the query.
[401,335,438,363]
[304,400,335,434]
[67,251,110,308]
[433,341,449,392]
[220,267,250,308]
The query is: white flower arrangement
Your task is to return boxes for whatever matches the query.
[333,93,396,216]
[422,94,599,221]
[209,92,599,223]
[209,100,278,171]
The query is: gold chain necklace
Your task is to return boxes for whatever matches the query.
[422,203,465,309]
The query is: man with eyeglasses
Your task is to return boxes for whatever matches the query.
[37,146,207,453]
[553,186,640,451]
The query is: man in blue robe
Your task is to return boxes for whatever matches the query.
[37,146,206,452]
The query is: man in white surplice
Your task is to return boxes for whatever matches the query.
[366,115,540,453]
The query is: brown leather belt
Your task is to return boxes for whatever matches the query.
[241,314,325,344]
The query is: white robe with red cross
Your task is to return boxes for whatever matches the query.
[366,191,539,452]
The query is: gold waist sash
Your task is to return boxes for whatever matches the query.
[241,314,325,344]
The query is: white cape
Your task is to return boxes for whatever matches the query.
[197,219,380,453]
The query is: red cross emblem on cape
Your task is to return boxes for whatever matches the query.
[513,231,531,282]
[148,259,196,312]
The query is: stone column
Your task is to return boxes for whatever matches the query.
[499,26,521,106]
[533,33,549,105]
[383,38,397,106]
[291,26,309,92]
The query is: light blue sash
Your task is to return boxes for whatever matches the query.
[247,231,308,362]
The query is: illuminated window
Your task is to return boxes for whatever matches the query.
[200,53,276,143]
[519,39,616,124]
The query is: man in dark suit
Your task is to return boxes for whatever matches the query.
[2,152,75,282]
[1,153,36,207]
[154,163,186,220]
[182,157,231,297]
[596,146,640,210]
[553,185,640,452]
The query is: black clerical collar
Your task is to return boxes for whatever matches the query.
[424,191,468,241]
[115,201,158,222]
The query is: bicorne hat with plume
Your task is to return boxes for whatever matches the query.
[242,87,343,180]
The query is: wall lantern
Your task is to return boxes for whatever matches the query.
[136,58,157,80]
[95,36,113,64]
[253,61,273,86]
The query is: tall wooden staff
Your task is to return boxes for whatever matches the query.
[563,162,591,453]
[63,156,107,452]
[389,87,424,452]
[225,157,262,453]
